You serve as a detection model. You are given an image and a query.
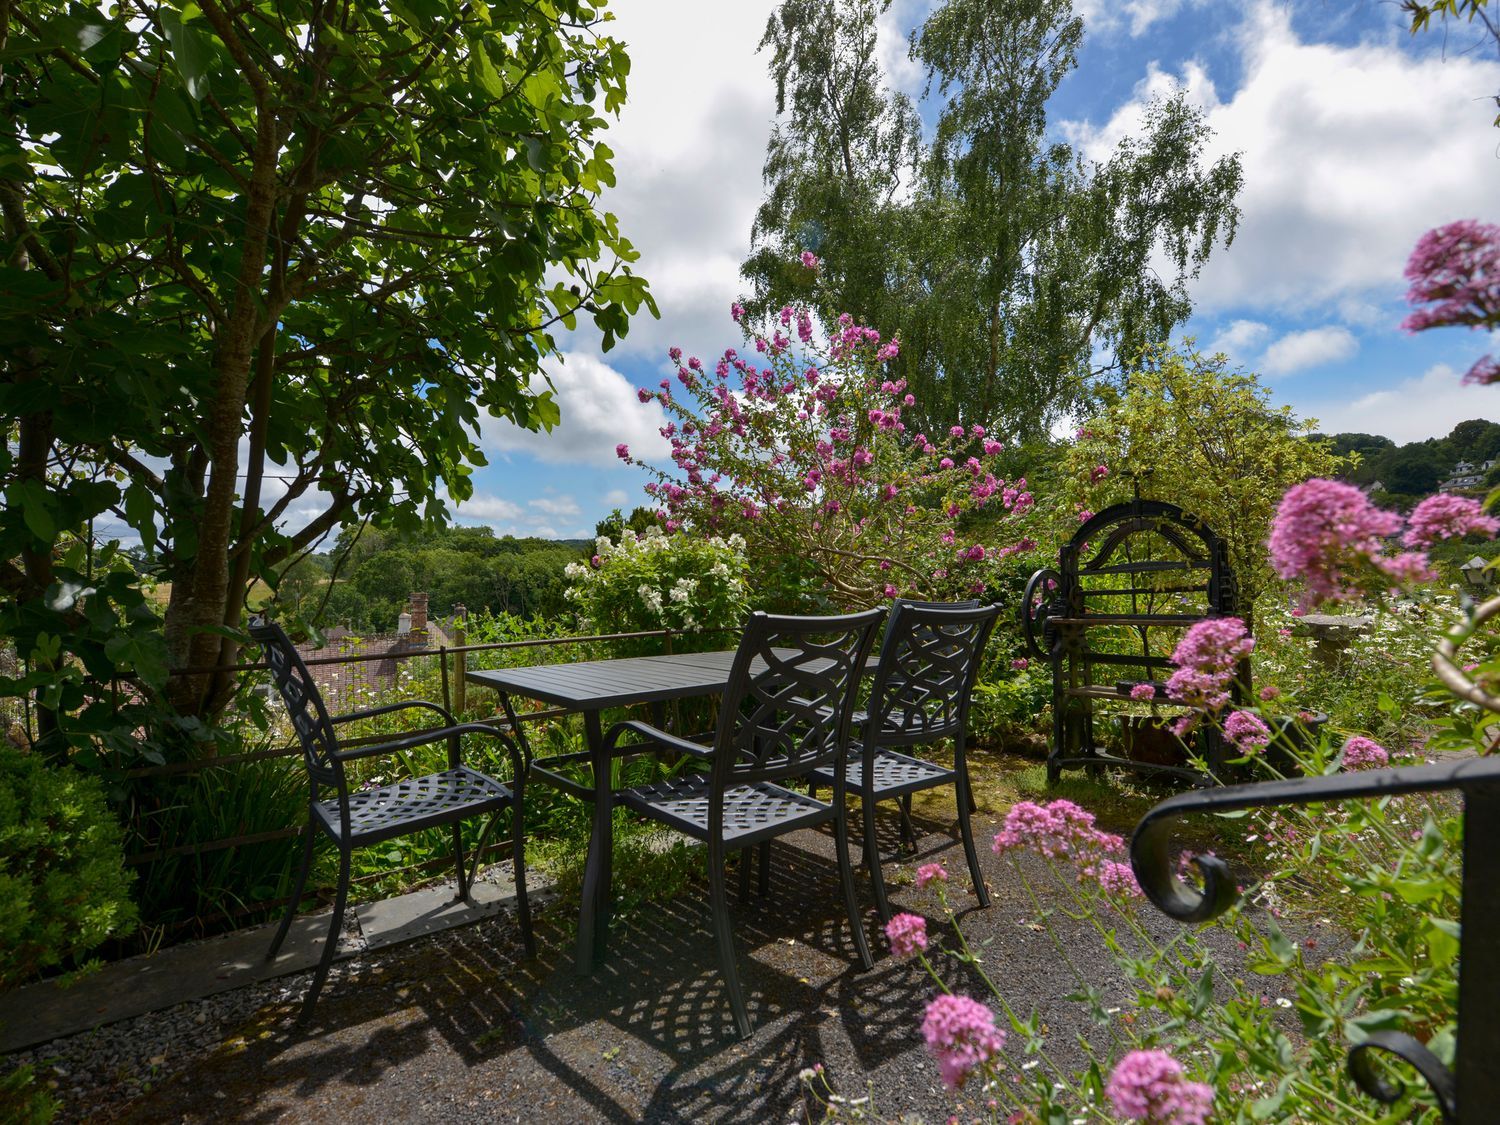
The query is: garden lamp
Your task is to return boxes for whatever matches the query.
[1460,555,1493,590]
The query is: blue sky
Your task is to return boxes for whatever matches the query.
[455,0,1500,541]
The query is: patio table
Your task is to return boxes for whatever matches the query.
[466,649,753,972]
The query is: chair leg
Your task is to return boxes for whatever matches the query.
[297,844,351,1026]
[834,807,874,971]
[510,799,536,958]
[898,793,916,850]
[955,762,990,909]
[708,842,752,1039]
[268,823,315,961]
[452,822,470,902]
[738,847,752,904]
[757,841,771,897]
[864,796,893,924]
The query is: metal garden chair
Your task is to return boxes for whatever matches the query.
[252,619,534,1025]
[808,600,1001,922]
[600,608,884,1039]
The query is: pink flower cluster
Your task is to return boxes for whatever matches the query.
[1164,617,1253,713]
[915,862,948,888]
[1129,683,1157,702]
[1402,220,1500,385]
[1105,1049,1213,1124]
[885,912,928,958]
[1267,479,1406,605]
[992,799,1140,898]
[1223,710,1271,756]
[1404,493,1499,548]
[1341,735,1390,771]
[921,994,1006,1088]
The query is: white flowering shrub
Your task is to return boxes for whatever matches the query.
[564,527,751,656]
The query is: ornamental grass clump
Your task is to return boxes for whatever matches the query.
[617,288,1047,608]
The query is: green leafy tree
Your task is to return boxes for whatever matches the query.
[742,0,1242,440]
[1,0,653,756]
[1404,0,1499,124]
[1062,345,1344,624]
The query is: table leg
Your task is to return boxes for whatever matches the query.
[576,709,612,972]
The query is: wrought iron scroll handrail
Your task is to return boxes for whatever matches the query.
[1130,756,1500,1122]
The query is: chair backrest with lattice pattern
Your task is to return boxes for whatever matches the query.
[250,619,342,792]
[712,609,883,790]
[867,602,1001,747]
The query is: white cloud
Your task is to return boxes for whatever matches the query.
[1260,325,1359,376]
[1064,1,1500,314]
[452,493,522,522]
[602,488,629,507]
[529,495,581,518]
[480,352,670,467]
[1206,318,1271,360]
[1074,0,1208,38]
[1309,362,1500,444]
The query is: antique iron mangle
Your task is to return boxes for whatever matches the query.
[1022,498,1243,786]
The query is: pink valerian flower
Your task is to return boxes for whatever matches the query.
[921,995,1006,1089]
[1402,220,1500,333]
[1078,509,1094,523]
[1378,551,1437,587]
[885,912,928,958]
[1129,683,1157,702]
[1105,1049,1213,1124]
[1404,493,1499,547]
[1341,735,1390,770]
[1224,710,1272,755]
[1268,479,1404,605]
[1092,860,1143,899]
[1259,685,1281,701]
[1165,618,1253,713]
[1011,657,1029,671]
[992,799,1127,894]
[800,249,821,272]
[1467,355,1500,385]
[915,862,949,889]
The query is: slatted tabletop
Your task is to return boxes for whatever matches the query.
[465,650,746,710]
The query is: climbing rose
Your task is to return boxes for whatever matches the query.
[1106,1049,1214,1124]
[615,443,630,460]
[1224,710,1271,755]
[1341,735,1390,771]
[885,913,928,958]
[800,249,821,272]
[922,994,1005,1089]
[1404,493,1499,548]
[1269,479,1404,605]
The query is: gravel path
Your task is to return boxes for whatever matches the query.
[8,804,1291,1125]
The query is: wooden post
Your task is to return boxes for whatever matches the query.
[453,606,467,717]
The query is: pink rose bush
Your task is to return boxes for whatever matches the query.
[618,296,1045,606]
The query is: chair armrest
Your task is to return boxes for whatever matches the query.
[329,699,457,727]
[602,719,715,760]
[334,722,527,776]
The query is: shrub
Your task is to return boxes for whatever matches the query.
[0,745,137,988]
[564,526,750,656]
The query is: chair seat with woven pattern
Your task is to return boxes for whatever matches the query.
[808,748,955,801]
[313,767,514,847]
[251,618,534,1027]
[620,774,835,847]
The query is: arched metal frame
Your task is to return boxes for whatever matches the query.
[1023,498,1243,787]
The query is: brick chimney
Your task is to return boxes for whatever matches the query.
[408,592,428,644]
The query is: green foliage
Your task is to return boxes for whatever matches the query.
[564,529,751,656]
[0,1065,58,1124]
[743,0,1242,438]
[1,0,653,742]
[317,527,582,632]
[0,746,137,988]
[1402,0,1500,125]
[1063,344,1344,615]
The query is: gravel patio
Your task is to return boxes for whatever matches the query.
[10,795,1280,1125]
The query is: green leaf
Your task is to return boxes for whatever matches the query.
[160,7,214,100]
[470,47,504,98]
